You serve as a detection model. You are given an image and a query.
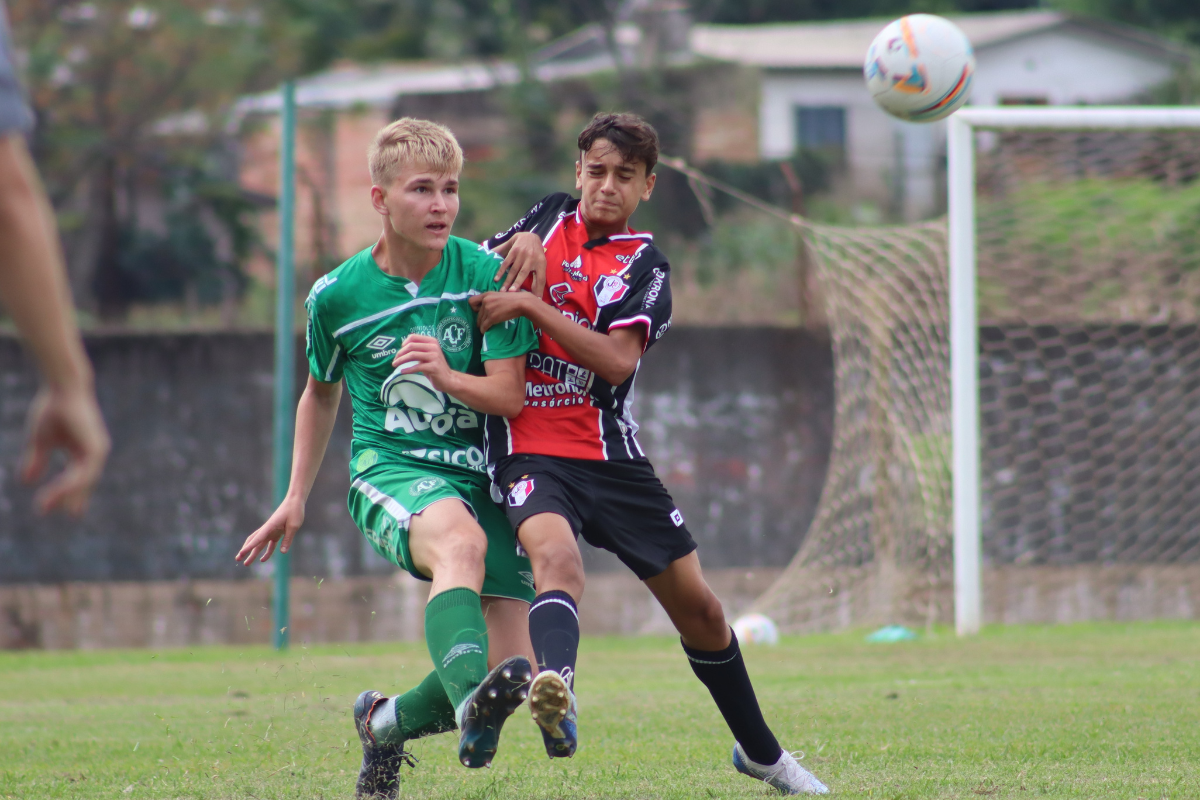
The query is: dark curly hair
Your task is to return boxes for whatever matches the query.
[577,112,660,175]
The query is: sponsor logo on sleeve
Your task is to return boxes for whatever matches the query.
[594,274,630,307]
[642,268,666,310]
[656,315,673,340]
[507,478,535,507]
[550,281,574,305]
[670,508,685,527]
[310,275,337,297]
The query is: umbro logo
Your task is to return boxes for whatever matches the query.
[442,642,483,668]
[366,335,396,350]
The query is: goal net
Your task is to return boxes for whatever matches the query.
[718,108,1200,632]
[750,217,953,632]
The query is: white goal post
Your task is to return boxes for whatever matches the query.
[948,106,1200,635]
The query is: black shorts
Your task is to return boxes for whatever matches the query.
[493,454,697,580]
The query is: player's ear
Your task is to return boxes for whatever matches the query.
[641,171,656,201]
[370,185,389,217]
[575,159,583,191]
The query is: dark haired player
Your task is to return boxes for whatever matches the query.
[471,113,829,795]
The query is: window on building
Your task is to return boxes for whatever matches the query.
[794,106,846,162]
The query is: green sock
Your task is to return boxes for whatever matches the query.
[369,670,456,745]
[424,587,489,715]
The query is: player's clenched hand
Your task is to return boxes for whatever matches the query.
[492,232,546,295]
[237,497,305,565]
[470,291,539,333]
[393,334,453,391]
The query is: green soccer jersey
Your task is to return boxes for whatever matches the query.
[305,237,537,477]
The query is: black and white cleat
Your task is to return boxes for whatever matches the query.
[457,656,533,769]
[353,690,417,799]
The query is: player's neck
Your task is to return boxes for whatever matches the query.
[372,229,442,284]
[580,211,631,242]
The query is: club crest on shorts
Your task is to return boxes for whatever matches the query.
[410,476,446,496]
[508,478,535,507]
[594,274,629,307]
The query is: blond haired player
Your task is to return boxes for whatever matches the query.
[237,119,539,798]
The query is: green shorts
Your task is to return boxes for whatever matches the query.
[347,459,534,602]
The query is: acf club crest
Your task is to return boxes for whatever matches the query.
[594,274,629,307]
[507,478,535,507]
[436,314,470,352]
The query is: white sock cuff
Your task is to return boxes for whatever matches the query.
[530,595,579,620]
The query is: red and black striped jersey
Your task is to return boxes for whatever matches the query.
[484,193,674,462]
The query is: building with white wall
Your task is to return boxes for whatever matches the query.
[691,11,1189,220]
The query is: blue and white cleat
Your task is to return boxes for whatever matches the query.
[353,690,417,799]
[457,655,532,769]
[733,743,829,795]
[528,669,578,757]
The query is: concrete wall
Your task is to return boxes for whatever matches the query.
[0,568,786,649]
[0,328,835,584]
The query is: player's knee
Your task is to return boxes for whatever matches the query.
[440,524,488,567]
[689,591,728,637]
[532,543,584,592]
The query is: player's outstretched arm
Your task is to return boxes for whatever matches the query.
[470,292,643,386]
[392,334,526,418]
[236,376,342,564]
[491,231,546,295]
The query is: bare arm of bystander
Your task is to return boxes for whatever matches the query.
[0,134,110,515]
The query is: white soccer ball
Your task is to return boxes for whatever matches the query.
[732,613,780,646]
[380,361,446,416]
[864,14,975,123]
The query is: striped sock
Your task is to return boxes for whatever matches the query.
[528,590,580,689]
[682,630,782,765]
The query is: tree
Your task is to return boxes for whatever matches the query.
[10,1,296,319]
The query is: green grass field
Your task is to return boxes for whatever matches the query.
[1,622,1197,799]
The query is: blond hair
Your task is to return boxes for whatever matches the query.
[368,118,463,186]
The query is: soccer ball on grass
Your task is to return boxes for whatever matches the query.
[732,613,780,646]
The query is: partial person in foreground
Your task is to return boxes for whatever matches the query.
[0,6,108,515]
[236,119,541,799]
[471,112,829,795]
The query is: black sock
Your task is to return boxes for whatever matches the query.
[528,590,580,690]
[682,630,782,766]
